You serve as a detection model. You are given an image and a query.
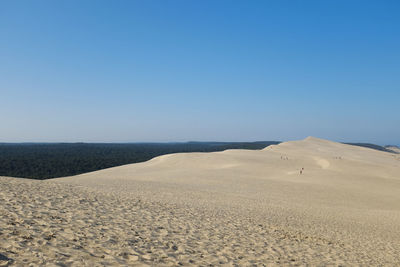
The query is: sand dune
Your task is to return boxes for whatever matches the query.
[1,137,400,266]
[386,146,400,154]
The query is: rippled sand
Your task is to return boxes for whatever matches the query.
[1,137,400,266]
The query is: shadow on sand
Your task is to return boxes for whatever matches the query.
[0,253,13,266]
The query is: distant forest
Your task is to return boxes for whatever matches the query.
[0,142,279,180]
[0,141,393,180]
[344,143,394,153]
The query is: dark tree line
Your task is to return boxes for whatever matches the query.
[0,142,279,180]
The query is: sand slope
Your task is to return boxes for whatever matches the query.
[386,146,400,154]
[1,137,400,266]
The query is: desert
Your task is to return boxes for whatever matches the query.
[1,137,400,266]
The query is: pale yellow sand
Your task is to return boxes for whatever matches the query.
[1,137,400,266]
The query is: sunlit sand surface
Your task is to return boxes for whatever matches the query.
[1,137,400,266]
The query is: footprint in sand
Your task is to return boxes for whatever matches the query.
[313,157,330,169]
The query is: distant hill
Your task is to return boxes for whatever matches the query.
[344,143,395,153]
[385,145,400,154]
[1,140,395,180]
[0,141,280,180]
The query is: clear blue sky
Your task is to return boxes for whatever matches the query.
[1,1,399,144]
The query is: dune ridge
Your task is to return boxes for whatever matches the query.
[1,137,400,266]
[386,146,400,154]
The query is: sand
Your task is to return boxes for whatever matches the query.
[386,146,400,154]
[1,136,400,266]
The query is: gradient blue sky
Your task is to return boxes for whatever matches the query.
[1,1,399,144]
